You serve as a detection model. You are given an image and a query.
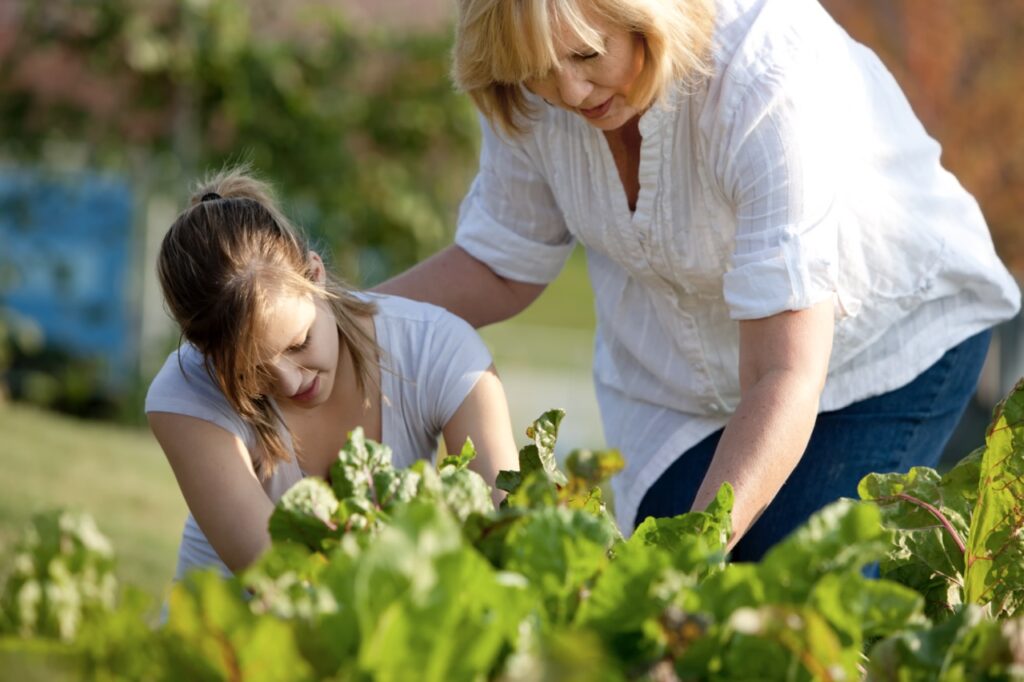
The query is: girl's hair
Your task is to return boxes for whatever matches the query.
[156,166,378,478]
[452,0,716,136]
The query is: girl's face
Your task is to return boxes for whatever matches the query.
[260,256,341,409]
[523,16,646,132]
[262,292,340,409]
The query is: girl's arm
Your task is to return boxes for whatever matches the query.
[689,299,834,548]
[441,365,520,507]
[148,412,274,572]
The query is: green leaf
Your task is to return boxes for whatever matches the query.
[524,410,569,487]
[438,465,493,522]
[719,606,860,682]
[0,510,117,642]
[564,448,625,500]
[503,507,619,625]
[866,605,1023,681]
[341,501,531,681]
[964,379,1024,616]
[858,466,968,620]
[809,573,924,649]
[165,570,315,681]
[439,437,477,470]
[267,478,340,550]
[760,499,891,603]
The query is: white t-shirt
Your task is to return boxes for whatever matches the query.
[146,293,493,578]
[454,0,1021,532]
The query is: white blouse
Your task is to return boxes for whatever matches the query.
[454,0,1021,533]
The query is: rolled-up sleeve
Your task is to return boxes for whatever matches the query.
[717,62,842,320]
[455,115,575,285]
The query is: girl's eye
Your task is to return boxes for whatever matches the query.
[576,51,600,60]
[287,335,310,353]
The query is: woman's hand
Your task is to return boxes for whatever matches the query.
[373,245,546,328]
[690,299,835,548]
[442,364,519,508]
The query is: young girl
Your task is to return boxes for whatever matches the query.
[146,168,518,580]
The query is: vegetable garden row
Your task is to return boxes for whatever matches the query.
[3,383,1024,680]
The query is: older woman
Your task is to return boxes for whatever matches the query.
[379,0,1020,559]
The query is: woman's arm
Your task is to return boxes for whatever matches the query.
[689,299,834,548]
[148,412,274,572]
[374,245,546,328]
[441,365,519,507]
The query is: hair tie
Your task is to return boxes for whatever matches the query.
[200,192,222,202]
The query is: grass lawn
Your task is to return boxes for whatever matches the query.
[0,402,186,603]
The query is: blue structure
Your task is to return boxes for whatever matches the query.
[0,170,136,384]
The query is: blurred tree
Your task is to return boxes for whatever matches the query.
[0,0,479,283]
[822,0,1024,275]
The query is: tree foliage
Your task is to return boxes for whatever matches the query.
[822,0,1024,275]
[0,0,479,281]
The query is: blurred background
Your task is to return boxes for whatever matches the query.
[0,0,1021,602]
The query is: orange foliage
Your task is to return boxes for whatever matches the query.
[822,0,1024,276]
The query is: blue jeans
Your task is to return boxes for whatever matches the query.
[634,329,993,562]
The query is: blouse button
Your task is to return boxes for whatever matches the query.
[706,402,721,413]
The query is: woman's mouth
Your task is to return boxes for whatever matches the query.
[579,96,613,120]
[291,375,320,402]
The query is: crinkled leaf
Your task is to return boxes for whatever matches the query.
[438,465,493,522]
[330,427,400,513]
[524,409,569,487]
[505,469,561,510]
[629,484,733,577]
[809,572,924,649]
[760,499,891,602]
[858,467,968,620]
[503,507,619,624]
[866,605,1024,681]
[964,379,1024,616]
[268,478,340,550]
[342,501,531,681]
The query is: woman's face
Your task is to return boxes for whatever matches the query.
[262,292,340,409]
[523,15,645,132]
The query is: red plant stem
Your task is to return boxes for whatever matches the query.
[881,493,967,554]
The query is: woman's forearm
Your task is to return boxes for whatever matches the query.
[373,245,545,328]
[690,369,823,548]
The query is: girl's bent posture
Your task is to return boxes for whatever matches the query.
[146,168,517,579]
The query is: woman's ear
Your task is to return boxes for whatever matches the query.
[308,251,327,285]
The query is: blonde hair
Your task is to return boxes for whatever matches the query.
[452,0,716,136]
[157,166,379,478]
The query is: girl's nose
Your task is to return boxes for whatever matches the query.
[268,359,305,397]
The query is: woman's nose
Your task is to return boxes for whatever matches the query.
[554,67,593,108]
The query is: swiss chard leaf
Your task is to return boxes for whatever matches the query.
[267,478,341,550]
[964,378,1024,616]
[858,466,968,620]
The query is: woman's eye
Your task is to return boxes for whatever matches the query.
[576,51,600,60]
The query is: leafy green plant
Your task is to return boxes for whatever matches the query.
[3,387,1024,679]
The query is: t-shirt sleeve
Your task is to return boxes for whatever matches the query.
[454,113,576,285]
[714,58,843,320]
[145,349,253,448]
[421,309,495,434]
